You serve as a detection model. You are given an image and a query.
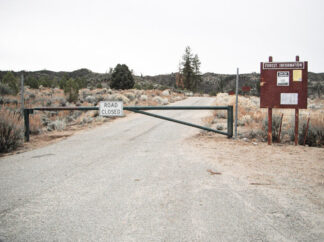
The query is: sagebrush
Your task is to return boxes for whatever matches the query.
[0,108,23,152]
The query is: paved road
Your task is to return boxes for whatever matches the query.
[0,97,321,241]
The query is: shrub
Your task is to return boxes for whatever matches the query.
[0,108,23,153]
[262,114,283,142]
[64,78,79,103]
[1,72,19,94]
[0,83,14,95]
[289,117,324,147]
[30,114,42,135]
[25,76,39,89]
[110,64,134,90]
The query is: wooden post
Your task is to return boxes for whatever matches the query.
[268,108,272,145]
[295,108,299,145]
[20,74,24,114]
[278,113,283,143]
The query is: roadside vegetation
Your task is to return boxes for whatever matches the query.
[1,48,323,153]
[204,93,324,147]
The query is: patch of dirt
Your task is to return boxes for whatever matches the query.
[190,134,324,208]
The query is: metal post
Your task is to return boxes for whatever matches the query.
[295,108,299,145]
[227,106,233,138]
[21,74,24,114]
[268,108,272,145]
[235,68,239,138]
[24,109,30,142]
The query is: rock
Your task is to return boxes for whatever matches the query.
[185,92,193,96]
[135,90,144,97]
[85,95,97,104]
[113,94,129,104]
[252,142,258,145]
[96,89,106,95]
[153,96,169,105]
[172,96,182,102]
[125,92,136,101]
[47,120,66,131]
[81,116,94,125]
[216,125,224,130]
[140,95,148,101]
[161,90,170,96]
[243,138,248,142]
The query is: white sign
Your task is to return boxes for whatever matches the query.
[277,71,289,86]
[99,101,123,116]
[280,93,298,105]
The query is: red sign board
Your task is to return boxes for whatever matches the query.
[242,86,251,92]
[260,58,308,109]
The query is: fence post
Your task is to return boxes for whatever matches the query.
[24,109,30,142]
[227,106,233,138]
[235,68,239,138]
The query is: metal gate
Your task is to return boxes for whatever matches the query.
[23,105,233,142]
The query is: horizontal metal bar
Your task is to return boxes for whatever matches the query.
[125,106,230,111]
[30,106,230,112]
[130,109,229,136]
[32,106,99,111]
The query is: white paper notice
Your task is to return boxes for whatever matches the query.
[280,93,298,105]
[277,71,289,86]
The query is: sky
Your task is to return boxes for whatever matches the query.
[0,0,323,75]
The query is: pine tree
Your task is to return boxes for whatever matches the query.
[110,64,134,90]
[64,78,79,103]
[192,54,202,90]
[2,72,18,94]
[179,46,202,91]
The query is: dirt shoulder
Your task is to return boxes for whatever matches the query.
[191,134,324,207]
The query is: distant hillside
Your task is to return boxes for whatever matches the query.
[1,69,323,98]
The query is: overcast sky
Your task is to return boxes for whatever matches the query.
[0,0,323,75]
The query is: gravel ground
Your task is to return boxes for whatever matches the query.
[0,97,323,241]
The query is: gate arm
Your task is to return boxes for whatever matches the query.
[130,109,229,136]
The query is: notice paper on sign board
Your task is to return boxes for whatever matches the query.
[293,70,302,81]
[99,101,123,116]
[277,71,289,86]
[280,93,298,105]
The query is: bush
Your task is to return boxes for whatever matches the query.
[262,114,283,142]
[0,83,14,95]
[1,72,19,94]
[110,64,134,90]
[0,108,23,153]
[25,76,39,89]
[64,78,79,103]
[289,118,324,147]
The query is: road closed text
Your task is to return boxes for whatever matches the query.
[99,101,124,117]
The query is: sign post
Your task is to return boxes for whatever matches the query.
[260,56,307,145]
[235,68,239,139]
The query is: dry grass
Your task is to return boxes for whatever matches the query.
[206,93,324,146]
[0,107,23,152]
[29,113,42,134]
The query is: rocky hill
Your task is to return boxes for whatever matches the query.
[1,69,323,98]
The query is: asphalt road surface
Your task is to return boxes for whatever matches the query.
[0,97,321,241]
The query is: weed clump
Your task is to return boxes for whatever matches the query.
[0,108,23,153]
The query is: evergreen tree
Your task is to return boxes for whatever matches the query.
[59,74,69,89]
[110,64,134,90]
[179,47,202,91]
[2,71,18,94]
[192,54,202,90]
[64,78,79,103]
[25,76,39,89]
